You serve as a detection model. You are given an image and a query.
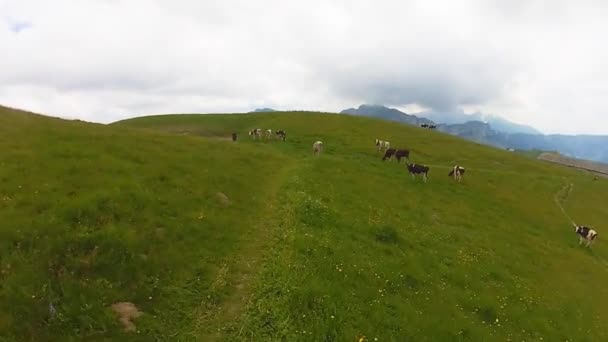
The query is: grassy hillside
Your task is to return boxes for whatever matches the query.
[2,108,607,341]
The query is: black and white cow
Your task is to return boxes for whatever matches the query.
[429,125,437,129]
[382,148,397,161]
[406,163,430,182]
[275,130,287,141]
[231,132,237,142]
[448,165,465,182]
[394,149,410,163]
[420,124,429,128]
[249,128,262,139]
[375,139,390,152]
[574,224,598,247]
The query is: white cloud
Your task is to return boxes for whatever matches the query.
[1,0,607,133]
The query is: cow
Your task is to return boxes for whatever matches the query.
[382,148,396,161]
[420,124,429,128]
[231,132,237,142]
[448,165,465,182]
[313,141,323,156]
[275,130,287,141]
[406,163,430,182]
[394,149,410,163]
[375,139,389,152]
[249,128,262,139]
[429,125,437,129]
[375,139,383,152]
[265,129,273,139]
[574,224,598,247]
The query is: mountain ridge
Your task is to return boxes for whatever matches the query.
[340,104,608,163]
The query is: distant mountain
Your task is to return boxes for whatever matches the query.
[339,104,607,163]
[420,111,542,135]
[484,115,542,135]
[250,108,277,113]
[340,104,434,126]
[437,121,608,163]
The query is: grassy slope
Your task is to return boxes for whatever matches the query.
[119,112,608,341]
[1,108,607,341]
[0,107,290,341]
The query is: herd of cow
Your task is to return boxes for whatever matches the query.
[374,138,464,183]
[240,127,598,247]
[247,128,287,141]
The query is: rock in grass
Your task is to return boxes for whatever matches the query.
[111,302,142,332]
[216,192,231,206]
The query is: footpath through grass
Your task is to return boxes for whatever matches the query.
[0,107,291,341]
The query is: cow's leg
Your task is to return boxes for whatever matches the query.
[411,173,415,180]
[423,173,427,183]
[579,236,584,245]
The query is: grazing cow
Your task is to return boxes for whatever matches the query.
[574,224,598,247]
[231,132,237,142]
[275,130,287,141]
[313,141,323,156]
[394,149,410,163]
[375,139,389,152]
[448,165,465,182]
[265,129,273,139]
[249,128,262,139]
[406,163,430,182]
[382,148,396,161]
[420,124,429,128]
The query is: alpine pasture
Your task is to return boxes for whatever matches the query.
[1,106,607,341]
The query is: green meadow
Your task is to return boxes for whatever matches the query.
[1,106,607,341]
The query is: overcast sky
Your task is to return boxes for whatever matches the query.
[1,0,607,134]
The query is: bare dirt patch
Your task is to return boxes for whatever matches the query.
[111,302,142,332]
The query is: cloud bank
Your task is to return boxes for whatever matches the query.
[1,0,607,133]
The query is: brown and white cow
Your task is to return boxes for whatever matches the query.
[574,224,598,247]
[448,165,465,182]
[313,141,324,156]
[406,163,430,182]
